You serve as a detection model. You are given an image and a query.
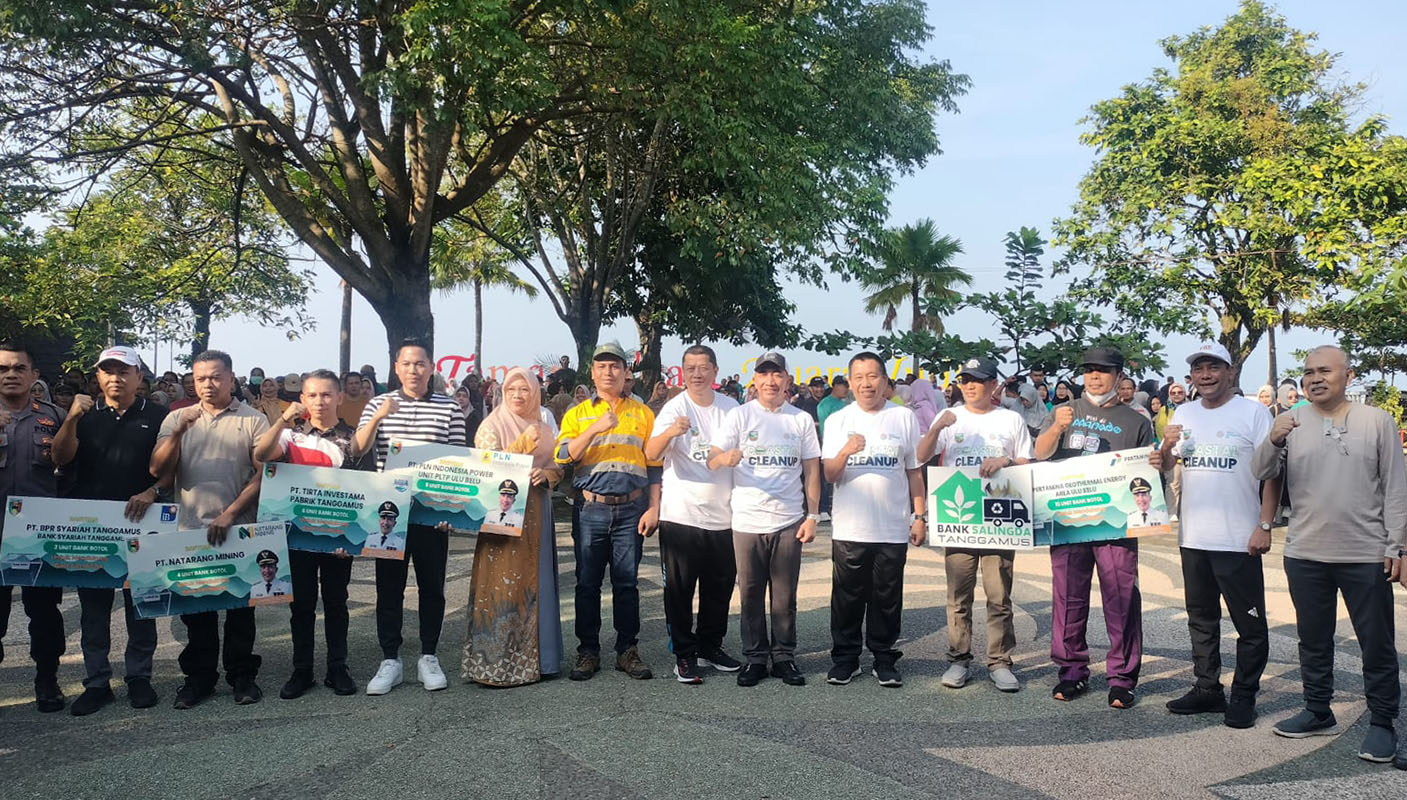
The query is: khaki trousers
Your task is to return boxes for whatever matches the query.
[944,548,1016,668]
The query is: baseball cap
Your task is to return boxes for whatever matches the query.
[755,352,788,372]
[283,373,303,392]
[1081,346,1125,372]
[957,356,1000,382]
[1185,342,1233,367]
[807,375,827,388]
[592,342,628,364]
[92,346,142,370]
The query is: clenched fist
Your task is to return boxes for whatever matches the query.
[669,415,691,437]
[932,410,957,432]
[719,449,744,467]
[174,406,202,434]
[281,401,307,424]
[1161,424,1182,449]
[1052,404,1075,431]
[373,396,400,420]
[843,433,866,456]
[69,394,95,418]
[589,407,619,434]
[1269,413,1299,447]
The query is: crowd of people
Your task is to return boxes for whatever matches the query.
[1,337,1404,768]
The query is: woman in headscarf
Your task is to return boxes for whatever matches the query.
[907,377,941,432]
[463,368,564,686]
[572,384,590,404]
[250,373,288,424]
[1256,385,1275,409]
[30,379,51,403]
[646,379,669,414]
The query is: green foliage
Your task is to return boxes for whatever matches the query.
[1369,382,1405,426]
[1052,0,1407,370]
[860,219,970,334]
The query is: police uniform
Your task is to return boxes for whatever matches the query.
[0,398,68,705]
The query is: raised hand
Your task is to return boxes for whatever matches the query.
[69,393,95,418]
[1269,413,1299,447]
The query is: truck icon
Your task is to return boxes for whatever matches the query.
[982,498,1030,528]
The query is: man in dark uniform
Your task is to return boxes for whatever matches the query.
[50,345,168,716]
[0,341,68,712]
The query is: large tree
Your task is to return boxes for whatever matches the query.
[3,2,939,362]
[461,2,967,369]
[1053,0,1407,378]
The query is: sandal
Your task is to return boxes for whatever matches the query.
[1052,679,1087,701]
[1108,687,1136,709]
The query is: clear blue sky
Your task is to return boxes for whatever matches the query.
[195,0,1407,389]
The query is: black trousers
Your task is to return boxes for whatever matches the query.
[178,607,259,688]
[1180,547,1268,696]
[290,550,354,672]
[0,585,65,680]
[375,524,448,659]
[1284,557,1400,726]
[830,540,908,666]
[658,520,736,659]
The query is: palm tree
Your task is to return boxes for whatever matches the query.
[860,219,971,370]
[431,221,538,375]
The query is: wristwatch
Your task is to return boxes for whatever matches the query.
[1258,522,1272,532]
[911,513,927,523]
[806,513,821,522]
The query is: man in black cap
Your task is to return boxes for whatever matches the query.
[794,375,827,423]
[50,345,168,715]
[250,550,291,598]
[1035,346,1161,710]
[917,356,1033,693]
[372,501,405,551]
[493,479,524,528]
[1123,478,1167,529]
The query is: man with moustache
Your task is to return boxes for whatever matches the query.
[0,341,69,712]
[51,346,168,715]
[1158,343,1278,730]
[1035,346,1162,710]
[710,352,821,687]
[822,352,926,688]
[918,356,1034,693]
[1252,345,1405,763]
[646,345,742,684]
[556,342,663,682]
[150,350,270,708]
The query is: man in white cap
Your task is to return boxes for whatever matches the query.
[1159,342,1278,729]
[917,356,1033,693]
[51,346,168,715]
[1252,345,1405,763]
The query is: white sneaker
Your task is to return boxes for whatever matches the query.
[989,666,1021,693]
[366,659,403,695]
[417,654,448,691]
[941,662,970,689]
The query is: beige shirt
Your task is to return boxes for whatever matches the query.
[1252,403,1407,562]
[157,399,269,528]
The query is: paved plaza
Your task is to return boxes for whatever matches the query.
[2,520,1405,800]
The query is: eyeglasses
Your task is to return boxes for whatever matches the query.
[1322,415,1349,456]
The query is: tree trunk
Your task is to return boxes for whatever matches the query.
[1266,323,1278,387]
[635,319,664,397]
[473,278,484,376]
[371,276,435,383]
[565,287,605,376]
[910,281,922,376]
[190,299,212,359]
[339,281,352,375]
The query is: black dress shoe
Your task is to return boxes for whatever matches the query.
[35,681,66,713]
[280,670,316,700]
[736,663,768,687]
[324,665,358,696]
[172,680,215,710]
[770,661,806,686]
[232,676,263,705]
[70,685,115,717]
[127,678,159,709]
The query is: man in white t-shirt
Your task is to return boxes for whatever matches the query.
[1159,342,1278,729]
[645,345,742,685]
[821,352,926,688]
[709,351,821,688]
[918,356,1033,693]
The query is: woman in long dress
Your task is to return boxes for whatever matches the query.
[462,368,564,686]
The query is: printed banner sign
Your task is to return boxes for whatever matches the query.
[1,497,179,588]
[1031,448,1172,545]
[383,438,533,537]
[927,465,1036,549]
[128,521,292,619]
[257,463,411,559]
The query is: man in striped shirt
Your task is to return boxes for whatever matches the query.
[556,342,663,682]
[353,339,467,696]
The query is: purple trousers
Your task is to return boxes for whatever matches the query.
[1050,539,1142,689]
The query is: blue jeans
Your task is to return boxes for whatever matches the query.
[572,495,645,655]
